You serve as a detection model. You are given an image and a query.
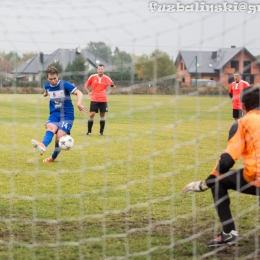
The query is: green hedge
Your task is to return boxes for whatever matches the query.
[0,84,230,95]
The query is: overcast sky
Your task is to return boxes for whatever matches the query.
[1,0,260,60]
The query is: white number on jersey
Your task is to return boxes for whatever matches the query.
[61,122,68,129]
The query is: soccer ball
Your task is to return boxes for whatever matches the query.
[59,135,74,150]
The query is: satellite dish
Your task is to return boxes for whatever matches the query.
[76,47,81,54]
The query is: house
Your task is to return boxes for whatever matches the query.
[175,46,260,87]
[11,47,115,81]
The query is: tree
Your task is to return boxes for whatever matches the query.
[0,59,12,77]
[112,50,132,68]
[86,41,112,63]
[109,50,132,81]
[135,50,175,81]
[64,55,86,84]
[148,49,175,80]
[0,51,23,69]
[4,51,21,64]
[48,61,63,74]
[0,52,7,60]
[21,52,37,63]
[134,54,149,81]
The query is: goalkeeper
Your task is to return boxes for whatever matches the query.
[183,86,260,247]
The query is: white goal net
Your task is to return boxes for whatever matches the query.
[1,1,260,259]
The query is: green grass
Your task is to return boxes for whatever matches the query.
[0,93,259,259]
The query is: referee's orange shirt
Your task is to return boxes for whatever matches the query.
[229,80,250,109]
[85,74,113,102]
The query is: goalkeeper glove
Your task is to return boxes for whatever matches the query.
[183,181,209,193]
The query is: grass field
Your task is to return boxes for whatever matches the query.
[0,93,260,260]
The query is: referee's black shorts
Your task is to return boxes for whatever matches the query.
[233,109,243,119]
[90,101,108,113]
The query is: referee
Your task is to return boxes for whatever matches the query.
[85,64,116,136]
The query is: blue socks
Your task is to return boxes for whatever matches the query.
[42,131,62,160]
[52,142,62,159]
[42,131,54,147]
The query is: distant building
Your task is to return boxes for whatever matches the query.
[175,46,260,87]
[11,47,115,81]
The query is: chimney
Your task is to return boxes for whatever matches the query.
[211,51,217,59]
[76,47,81,54]
[40,52,44,64]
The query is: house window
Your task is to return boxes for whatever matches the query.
[243,75,253,84]
[244,75,250,83]
[210,78,213,80]
[243,61,251,74]
[231,61,239,71]
[181,62,184,70]
[228,75,234,84]
[182,77,185,83]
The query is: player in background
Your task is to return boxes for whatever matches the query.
[31,66,87,162]
[183,86,260,247]
[229,71,250,120]
[85,64,116,136]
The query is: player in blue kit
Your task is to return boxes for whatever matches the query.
[31,66,87,162]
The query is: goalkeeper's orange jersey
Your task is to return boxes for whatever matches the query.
[229,80,250,109]
[211,110,260,186]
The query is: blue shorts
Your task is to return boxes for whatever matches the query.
[46,112,74,134]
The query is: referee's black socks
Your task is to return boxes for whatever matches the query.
[100,120,105,133]
[88,120,93,133]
